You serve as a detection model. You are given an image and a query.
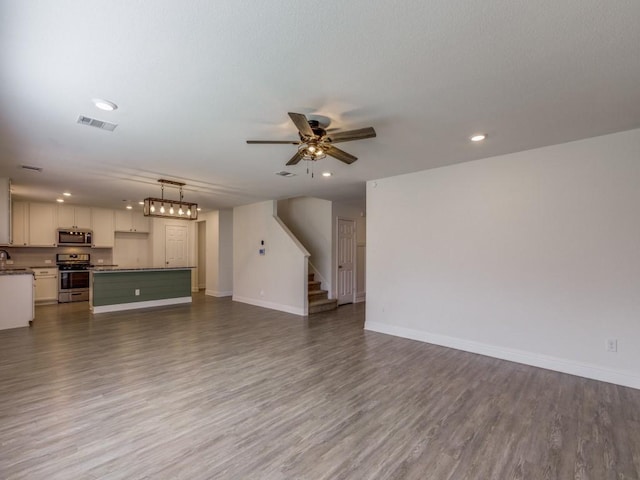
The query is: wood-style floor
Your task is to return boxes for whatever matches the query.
[1,294,639,480]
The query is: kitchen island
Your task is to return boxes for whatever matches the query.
[0,269,34,330]
[90,267,194,314]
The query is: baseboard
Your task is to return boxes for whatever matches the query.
[233,295,305,316]
[92,296,192,314]
[205,290,233,297]
[364,321,640,390]
[355,292,366,303]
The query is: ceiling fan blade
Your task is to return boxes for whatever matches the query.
[286,150,305,166]
[288,112,315,138]
[325,145,358,164]
[246,140,300,144]
[326,127,376,143]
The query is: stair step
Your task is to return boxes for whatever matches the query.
[308,273,315,281]
[308,280,321,290]
[309,298,338,314]
[308,289,328,301]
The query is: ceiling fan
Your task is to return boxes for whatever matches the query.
[247,112,376,166]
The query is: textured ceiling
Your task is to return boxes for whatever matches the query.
[1,0,639,211]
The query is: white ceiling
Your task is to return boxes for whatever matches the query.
[1,1,639,211]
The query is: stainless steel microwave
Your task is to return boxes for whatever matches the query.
[57,229,93,246]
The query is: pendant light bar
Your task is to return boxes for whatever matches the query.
[143,179,198,220]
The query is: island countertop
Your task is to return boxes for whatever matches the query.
[91,266,195,273]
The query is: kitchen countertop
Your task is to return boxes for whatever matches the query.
[0,268,34,276]
[91,266,195,273]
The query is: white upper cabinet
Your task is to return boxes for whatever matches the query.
[91,208,115,248]
[115,210,149,233]
[0,178,10,245]
[28,202,57,246]
[58,205,91,229]
[12,201,29,246]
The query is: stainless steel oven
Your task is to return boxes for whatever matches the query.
[57,253,91,303]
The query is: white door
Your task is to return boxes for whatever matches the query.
[337,218,356,305]
[165,225,188,267]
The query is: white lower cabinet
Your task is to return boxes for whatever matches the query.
[0,273,33,329]
[34,268,58,304]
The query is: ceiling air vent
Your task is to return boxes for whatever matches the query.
[275,171,296,177]
[77,115,117,132]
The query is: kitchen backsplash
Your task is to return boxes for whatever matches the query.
[2,246,113,267]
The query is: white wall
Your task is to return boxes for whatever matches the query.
[197,221,206,289]
[113,232,150,267]
[218,209,233,294]
[233,200,309,315]
[202,209,233,297]
[366,128,640,389]
[277,197,333,293]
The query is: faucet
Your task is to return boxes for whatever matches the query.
[0,249,10,269]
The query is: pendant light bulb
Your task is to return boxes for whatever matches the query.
[150,203,155,213]
[169,204,174,215]
[160,204,165,214]
[187,207,191,216]
[178,206,184,215]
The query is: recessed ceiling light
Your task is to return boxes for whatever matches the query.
[92,98,118,111]
[63,192,72,197]
[56,198,64,203]
[470,134,487,142]
[322,172,332,177]
[138,201,144,205]
[126,205,132,210]
[197,208,202,211]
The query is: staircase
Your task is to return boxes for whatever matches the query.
[308,272,338,314]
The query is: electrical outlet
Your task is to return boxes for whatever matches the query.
[606,339,617,352]
[135,289,140,296]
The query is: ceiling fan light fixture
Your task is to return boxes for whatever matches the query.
[247,112,375,167]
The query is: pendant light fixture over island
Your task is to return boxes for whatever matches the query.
[143,179,198,220]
